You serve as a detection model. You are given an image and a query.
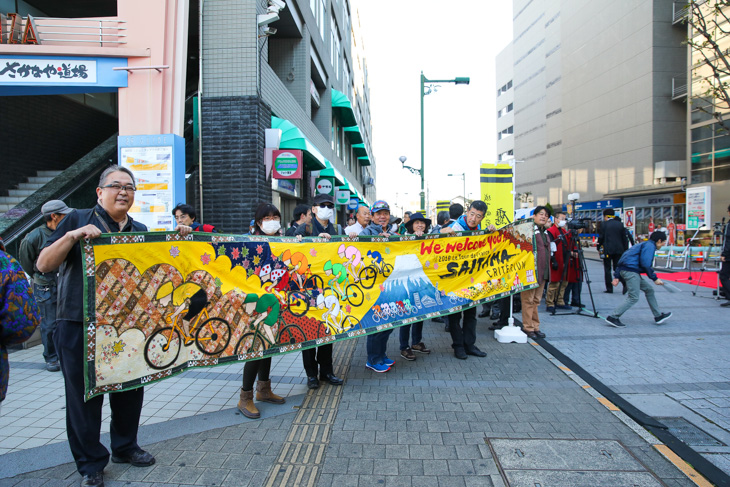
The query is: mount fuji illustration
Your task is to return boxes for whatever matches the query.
[361,254,470,328]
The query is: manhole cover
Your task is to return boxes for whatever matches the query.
[658,417,726,447]
[486,438,665,487]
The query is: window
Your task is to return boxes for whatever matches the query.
[331,13,340,79]
[497,103,513,118]
[498,150,514,161]
[310,0,325,39]
[497,80,512,97]
[690,123,730,182]
[498,126,513,140]
[342,59,350,99]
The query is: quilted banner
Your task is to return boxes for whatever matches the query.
[82,220,538,399]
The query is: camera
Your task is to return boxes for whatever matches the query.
[567,219,586,230]
[713,221,724,236]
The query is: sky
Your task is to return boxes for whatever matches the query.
[354,0,513,215]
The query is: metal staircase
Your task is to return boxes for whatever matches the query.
[0,171,63,215]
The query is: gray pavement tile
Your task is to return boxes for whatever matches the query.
[384,475,412,487]
[243,454,276,472]
[321,456,349,474]
[141,465,181,483]
[223,469,257,487]
[192,468,230,486]
[168,466,205,484]
[422,459,448,476]
[219,454,249,470]
[347,458,374,475]
[438,476,466,487]
[328,474,358,487]
[174,451,207,467]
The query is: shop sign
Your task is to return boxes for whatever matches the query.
[335,188,350,205]
[0,57,97,83]
[686,186,711,230]
[624,207,635,240]
[272,149,302,179]
[572,199,622,211]
[347,197,359,210]
[315,177,334,195]
[1,13,40,44]
[623,194,676,208]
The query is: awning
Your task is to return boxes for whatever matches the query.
[320,160,345,186]
[352,143,367,157]
[271,116,327,171]
[357,155,371,166]
[331,89,358,126]
[343,125,363,144]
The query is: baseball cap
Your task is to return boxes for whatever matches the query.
[313,193,335,206]
[41,200,74,217]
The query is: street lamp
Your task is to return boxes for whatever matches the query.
[418,72,470,211]
[448,172,466,205]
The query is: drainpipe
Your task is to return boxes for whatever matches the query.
[197,0,205,221]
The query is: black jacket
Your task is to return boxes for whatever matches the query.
[598,217,628,257]
[723,221,730,259]
[294,217,342,237]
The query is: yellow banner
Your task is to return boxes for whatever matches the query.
[480,162,514,229]
[83,221,537,399]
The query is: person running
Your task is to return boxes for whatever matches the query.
[237,202,287,419]
[604,231,672,328]
[398,212,432,361]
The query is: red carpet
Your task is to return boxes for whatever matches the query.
[655,271,719,289]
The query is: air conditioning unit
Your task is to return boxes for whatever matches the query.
[365,177,375,186]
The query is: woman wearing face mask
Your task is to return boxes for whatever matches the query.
[237,203,286,419]
[545,211,578,313]
[294,194,345,389]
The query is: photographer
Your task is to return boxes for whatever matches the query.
[598,208,628,294]
[721,204,730,308]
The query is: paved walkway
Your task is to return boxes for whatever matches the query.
[0,254,722,486]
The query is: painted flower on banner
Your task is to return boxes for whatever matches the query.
[253,256,261,265]
[345,304,352,314]
[425,260,430,268]
[169,246,180,258]
[385,247,391,254]
[256,244,264,255]
[309,248,317,257]
[214,277,223,288]
[231,247,240,260]
[201,253,211,265]
[217,246,227,257]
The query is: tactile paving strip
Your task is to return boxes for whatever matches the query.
[264,339,357,487]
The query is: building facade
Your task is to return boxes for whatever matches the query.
[500,0,693,235]
[201,0,375,232]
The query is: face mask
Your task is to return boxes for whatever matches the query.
[558,220,566,227]
[317,207,334,221]
[261,220,281,234]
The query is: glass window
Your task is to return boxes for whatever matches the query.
[714,163,730,181]
[692,139,712,155]
[691,169,712,184]
[691,124,714,141]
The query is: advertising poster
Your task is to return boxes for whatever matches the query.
[687,186,712,230]
[624,207,635,241]
[82,221,537,399]
[121,146,175,231]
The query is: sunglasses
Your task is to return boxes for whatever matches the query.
[318,203,335,209]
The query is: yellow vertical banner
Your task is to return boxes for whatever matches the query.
[480,162,514,229]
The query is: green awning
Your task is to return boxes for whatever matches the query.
[357,155,371,166]
[331,89,357,126]
[320,160,345,186]
[271,116,327,170]
[343,125,364,144]
[352,143,367,157]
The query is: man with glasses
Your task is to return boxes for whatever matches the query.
[37,165,192,487]
[441,200,495,359]
[294,193,344,389]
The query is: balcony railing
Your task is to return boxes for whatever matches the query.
[672,77,688,100]
[1,16,126,47]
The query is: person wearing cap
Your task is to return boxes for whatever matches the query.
[18,200,74,372]
[399,213,432,361]
[294,193,344,389]
[36,165,193,487]
[359,200,397,372]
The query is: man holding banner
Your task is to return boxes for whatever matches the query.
[442,200,495,359]
[37,166,192,487]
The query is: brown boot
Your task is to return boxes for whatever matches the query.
[256,380,286,404]
[237,388,260,419]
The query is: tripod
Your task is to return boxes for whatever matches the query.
[551,229,599,319]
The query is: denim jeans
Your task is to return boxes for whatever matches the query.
[366,329,393,365]
[611,270,661,318]
[34,282,58,363]
[399,321,423,350]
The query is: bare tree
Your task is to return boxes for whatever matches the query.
[686,0,730,132]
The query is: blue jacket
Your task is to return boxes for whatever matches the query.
[615,240,658,281]
[359,222,391,236]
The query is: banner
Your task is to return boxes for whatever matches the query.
[82,221,537,399]
[480,162,514,229]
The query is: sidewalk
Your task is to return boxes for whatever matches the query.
[0,282,701,486]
